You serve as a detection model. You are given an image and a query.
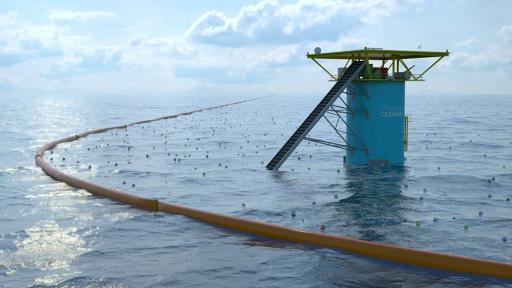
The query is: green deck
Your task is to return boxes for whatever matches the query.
[307,48,449,60]
[307,47,449,81]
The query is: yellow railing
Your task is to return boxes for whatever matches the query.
[404,115,409,151]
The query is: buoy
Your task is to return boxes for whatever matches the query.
[241,203,246,208]
[320,225,326,231]
[415,221,421,227]
[312,201,316,205]
[478,211,483,217]
[88,165,91,169]
[423,188,427,193]
[492,177,496,181]
[464,224,469,230]
[132,184,135,188]
[146,154,149,158]
[502,236,508,243]
[419,196,423,200]
[122,181,126,185]
[202,172,206,176]
[291,211,296,218]
[433,217,439,222]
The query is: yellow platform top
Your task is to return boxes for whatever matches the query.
[307,47,449,60]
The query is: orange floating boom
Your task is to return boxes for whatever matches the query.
[35,99,512,279]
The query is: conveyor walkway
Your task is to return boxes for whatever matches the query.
[266,61,365,170]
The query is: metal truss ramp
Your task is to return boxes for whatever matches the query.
[266,60,366,170]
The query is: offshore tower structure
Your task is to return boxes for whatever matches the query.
[266,47,449,170]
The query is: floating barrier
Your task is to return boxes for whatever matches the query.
[35,98,512,279]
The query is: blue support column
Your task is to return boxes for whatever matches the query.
[346,81,405,166]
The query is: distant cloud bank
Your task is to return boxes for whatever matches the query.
[49,10,117,21]
[0,1,511,96]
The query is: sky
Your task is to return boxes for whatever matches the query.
[0,0,511,98]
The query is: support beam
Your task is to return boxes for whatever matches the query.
[399,59,417,80]
[304,137,348,149]
[418,56,444,79]
[311,58,337,80]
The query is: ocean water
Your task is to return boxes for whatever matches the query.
[0,92,511,287]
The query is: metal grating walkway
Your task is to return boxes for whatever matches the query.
[266,60,365,170]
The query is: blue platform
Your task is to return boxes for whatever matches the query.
[346,81,405,166]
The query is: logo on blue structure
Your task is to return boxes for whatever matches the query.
[380,106,403,118]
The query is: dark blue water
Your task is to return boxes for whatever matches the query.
[0,93,511,287]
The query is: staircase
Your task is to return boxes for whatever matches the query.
[266,61,365,170]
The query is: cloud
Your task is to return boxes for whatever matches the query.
[186,0,398,46]
[441,45,512,68]
[77,47,122,70]
[129,34,196,58]
[49,10,116,22]
[43,47,123,78]
[253,44,299,66]
[0,51,29,66]
[4,0,510,97]
[453,38,476,47]
[0,11,18,26]
[0,12,126,84]
[0,22,70,66]
[498,24,512,39]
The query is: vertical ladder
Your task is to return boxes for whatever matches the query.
[266,60,366,170]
